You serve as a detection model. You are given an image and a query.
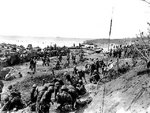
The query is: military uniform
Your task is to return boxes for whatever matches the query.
[33,58,37,73]
[2,90,24,112]
[46,57,50,66]
[58,54,62,62]
[90,63,96,75]
[42,57,46,66]
[73,66,78,75]
[56,86,73,112]
[64,72,73,85]
[67,54,70,65]
[76,81,86,96]
[55,61,61,70]
[90,70,100,83]
[95,59,100,73]
[78,70,87,83]
[72,55,76,64]
[36,86,47,113]
[29,58,34,71]
[53,78,64,86]
[54,82,61,100]
[30,84,38,103]
[68,85,78,109]
[39,87,54,113]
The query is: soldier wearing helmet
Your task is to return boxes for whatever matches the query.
[54,81,61,101]
[99,59,106,74]
[56,85,73,112]
[2,89,24,112]
[47,83,54,90]
[73,66,78,75]
[90,61,96,75]
[76,79,86,96]
[6,85,16,99]
[53,78,64,86]
[58,54,62,62]
[67,85,78,109]
[61,85,68,91]
[64,72,73,85]
[8,85,13,91]
[90,70,100,84]
[95,58,100,73]
[72,54,76,65]
[36,85,48,113]
[67,53,70,65]
[39,86,54,113]
[67,85,75,90]
[55,81,60,86]
[77,69,87,83]
[30,84,38,104]
[7,85,13,95]
[55,60,61,70]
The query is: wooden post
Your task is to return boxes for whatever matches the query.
[117,57,119,75]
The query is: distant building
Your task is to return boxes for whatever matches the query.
[82,44,96,49]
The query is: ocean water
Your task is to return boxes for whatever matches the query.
[0,36,89,48]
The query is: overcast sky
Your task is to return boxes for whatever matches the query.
[0,0,150,39]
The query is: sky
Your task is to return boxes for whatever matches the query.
[0,0,150,44]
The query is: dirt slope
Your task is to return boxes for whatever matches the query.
[84,62,150,113]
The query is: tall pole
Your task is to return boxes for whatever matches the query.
[102,7,114,113]
[108,7,114,52]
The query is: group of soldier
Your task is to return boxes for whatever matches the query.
[29,57,37,74]
[33,78,87,112]
[1,55,109,113]
[1,70,91,112]
[40,51,84,70]
[28,62,103,113]
[66,53,76,66]
[1,85,25,112]
[42,56,50,66]
[1,48,121,113]
[109,45,137,59]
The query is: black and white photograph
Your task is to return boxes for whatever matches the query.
[0,0,150,113]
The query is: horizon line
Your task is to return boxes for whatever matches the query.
[0,35,137,40]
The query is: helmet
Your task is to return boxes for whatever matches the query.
[3,95,9,102]
[64,72,68,76]
[44,83,48,87]
[48,86,54,92]
[78,80,83,84]
[11,91,19,96]
[55,82,60,86]
[67,85,75,90]
[8,85,12,90]
[94,70,97,72]
[61,85,68,91]
[48,83,54,87]
[32,84,37,88]
[78,80,82,83]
